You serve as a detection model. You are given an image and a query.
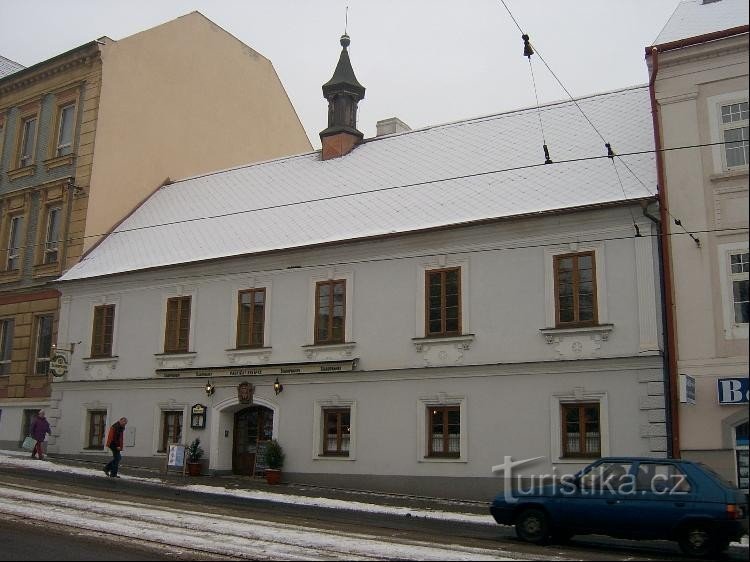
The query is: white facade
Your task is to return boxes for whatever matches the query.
[50,206,665,499]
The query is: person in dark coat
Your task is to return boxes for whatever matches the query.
[30,409,51,460]
[103,417,128,478]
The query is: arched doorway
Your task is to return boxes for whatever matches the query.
[233,405,274,475]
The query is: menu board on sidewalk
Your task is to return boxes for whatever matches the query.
[253,440,269,477]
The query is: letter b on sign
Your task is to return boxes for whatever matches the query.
[717,378,749,404]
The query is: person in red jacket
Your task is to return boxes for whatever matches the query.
[103,417,128,478]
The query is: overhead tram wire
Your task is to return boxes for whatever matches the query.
[497,0,701,244]
[58,226,748,289]
[522,33,552,164]
[0,140,738,256]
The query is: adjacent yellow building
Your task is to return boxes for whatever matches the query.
[0,12,311,447]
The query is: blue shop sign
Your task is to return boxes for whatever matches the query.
[717,377,749,405]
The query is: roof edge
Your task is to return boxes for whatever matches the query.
[59,196,656,284]
[647,24,749,55]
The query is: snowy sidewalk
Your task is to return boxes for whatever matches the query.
[1,449,747,551]
[0,449,493,525]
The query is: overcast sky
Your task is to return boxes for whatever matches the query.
[1,0,680,149]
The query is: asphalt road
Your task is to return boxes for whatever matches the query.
[0,464,746,561]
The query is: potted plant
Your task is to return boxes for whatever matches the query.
[186,438,204,476]
[264,439,284,485]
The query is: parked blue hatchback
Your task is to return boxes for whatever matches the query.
[490,457,749,557]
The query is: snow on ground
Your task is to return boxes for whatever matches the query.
[1,449,748,554]
[0,449,532,561]
[0,486,520,561]
[0,450,493,525]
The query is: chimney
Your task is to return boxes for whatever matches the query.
[376,117,411,137]
[320,34,365,160]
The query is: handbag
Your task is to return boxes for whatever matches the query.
[22,435,35,451]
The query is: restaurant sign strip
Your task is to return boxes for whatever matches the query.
[155,359,358,378]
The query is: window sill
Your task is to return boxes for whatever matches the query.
[0,269,22,284]
[225,347,272,364]
[412,334,475,352]
[7,164,36,180]
[315,454,354,461]
[709,167,748,183]
[154,352,196,369]
[302,342,356,360]
[553,457,601,465]
[44,154,75,171]
[82,356,118,371]
[419,456,467,464]
[540,324,614,344]
[32,261,61,279]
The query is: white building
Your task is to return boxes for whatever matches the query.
[50,37,665,499]
[648,0,749,490]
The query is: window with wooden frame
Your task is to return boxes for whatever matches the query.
[33,314,54,375]
[315,279,346,344]
[237,288,265,348]
[425,267,461,337]
[721,101,749,168]
[91,305,115,358]
[554,252,597,327]
[730,251,749,324]
[6,214,24,271]
[86,410,107,449]
[561,402,601,458]
[427,405,460,458]
[160,410,183,452]
[42,206,62,264]
[54,103,76,157]
[164,296,191,353]
[17,115,37,168]
[323,408,350,456]
[0,318,14,376]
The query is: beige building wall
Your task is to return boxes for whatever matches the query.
[653,33,748,486]
[86,12,312,251]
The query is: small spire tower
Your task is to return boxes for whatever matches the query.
[320,34,365,160]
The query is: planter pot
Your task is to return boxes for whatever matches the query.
[265,468,282,485]
[187,461,202,476]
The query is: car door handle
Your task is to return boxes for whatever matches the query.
[674,502,686,507]
[606,499,618,505]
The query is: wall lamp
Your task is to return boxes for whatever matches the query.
[273,378,284,395]
[204,381,215,397]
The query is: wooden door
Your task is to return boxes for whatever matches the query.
[232,406,273,475]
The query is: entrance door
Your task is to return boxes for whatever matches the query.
[233,406,273,475]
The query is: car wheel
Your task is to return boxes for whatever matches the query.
[515,508,550,544]
[677,523,721,558]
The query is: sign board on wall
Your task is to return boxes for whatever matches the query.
[679,374,696,404]
[717,377,749,405]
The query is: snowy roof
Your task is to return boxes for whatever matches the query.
[61,85,657,282]
[0,55,24,78]
[654,0,748,45]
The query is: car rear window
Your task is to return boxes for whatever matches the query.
[695,462,740,490]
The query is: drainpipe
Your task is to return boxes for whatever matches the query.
[648,46,680,458]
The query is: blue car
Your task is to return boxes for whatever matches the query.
[490,457,749,557]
